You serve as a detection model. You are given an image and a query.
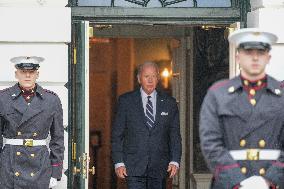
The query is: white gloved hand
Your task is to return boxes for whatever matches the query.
[240,176,269,189]
[49,177,58,188]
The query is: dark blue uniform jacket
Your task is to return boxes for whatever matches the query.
[200,75,284,189]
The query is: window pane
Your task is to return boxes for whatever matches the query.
[197,0,231,7]
[166,0,194,7]
[115,0,144,7]
[114,0,194,7]
[78,0,111,6]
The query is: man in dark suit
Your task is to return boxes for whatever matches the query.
[199,28,284,189]
[0,56,64,189]
[111,61,182,189]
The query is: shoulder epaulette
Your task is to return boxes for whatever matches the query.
[209,80,229,91]
[43,89,58,96]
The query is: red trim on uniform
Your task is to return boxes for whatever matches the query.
[243,83,267,91]
[52,162,63,167]
[233,184,240,189]
[241,75,267,102]
[243,83,267,101]
[209,80,229,91]
[214,163,239,180]
[270,183,277,189]
[272,161,284,168]
[240,75,267,84]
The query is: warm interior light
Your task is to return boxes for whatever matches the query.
[89,37,111,44]
[162,68,170,78]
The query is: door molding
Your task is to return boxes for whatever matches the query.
[70,3,250,187]
[69,21,90,189]
[71,7,240,25]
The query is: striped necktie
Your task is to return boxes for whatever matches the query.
[146,96,155,128]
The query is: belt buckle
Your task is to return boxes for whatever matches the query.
[24,139,33,147]
[247,149,259,160]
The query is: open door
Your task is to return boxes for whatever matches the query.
[229,22,241,78]
[69,21,91,189]
[170,36,189,189]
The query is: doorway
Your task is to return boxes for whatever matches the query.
[71,24,231,189]
[88,28,178,189]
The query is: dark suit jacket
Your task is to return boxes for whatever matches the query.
[111,89,182,178]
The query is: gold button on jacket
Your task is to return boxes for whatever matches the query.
[249,89,256,96]
[259,168,266,175]
[259,140,266,148]
[241,167,247,174]
[240,139,246,147]
[250,99,256,106]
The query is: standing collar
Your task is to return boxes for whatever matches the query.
[19,84,36,95]
[10,83,44,99]
[240,75,267,88]
[228,75,282,96]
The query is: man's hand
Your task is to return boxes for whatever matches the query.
[167,164,179,178]
[115,166,128,179]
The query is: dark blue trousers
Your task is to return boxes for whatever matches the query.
[126,176,166,189]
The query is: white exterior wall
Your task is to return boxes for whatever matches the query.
[0,1,70,188]
[248,0,284,81]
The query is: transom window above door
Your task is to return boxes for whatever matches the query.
[77,0,232,7]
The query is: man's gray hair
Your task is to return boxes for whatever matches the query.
[137,61,159,78]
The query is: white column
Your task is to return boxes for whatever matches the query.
[0,1,70,188]
[248,0,284,81]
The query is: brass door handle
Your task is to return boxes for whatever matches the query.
[73,153,91,178]
[89,166,95,175]
[73,166,81,175]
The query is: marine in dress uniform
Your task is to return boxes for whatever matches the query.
[199,28,284,189]
[0,56,64,189]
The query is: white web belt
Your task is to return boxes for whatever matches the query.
[3,138,47,147]
[229,149,280,160]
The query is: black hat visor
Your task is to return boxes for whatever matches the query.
[15,63,40,70]
[238,42,271,50]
